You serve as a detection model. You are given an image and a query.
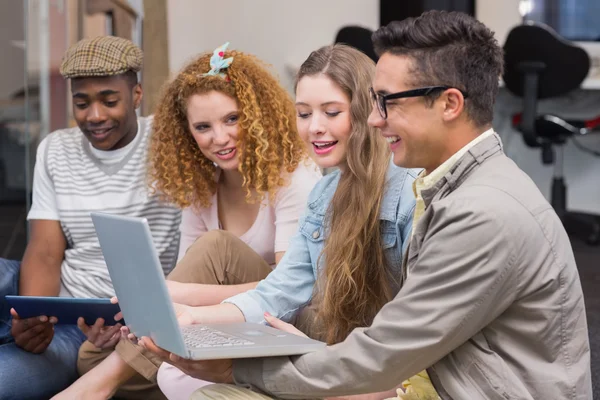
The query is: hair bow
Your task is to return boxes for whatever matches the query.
[202,42,234,80]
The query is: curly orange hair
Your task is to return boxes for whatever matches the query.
[148,50,306,209]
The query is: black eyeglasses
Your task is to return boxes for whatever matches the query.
[369,86,468,120]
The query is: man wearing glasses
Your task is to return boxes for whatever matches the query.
[145,11,593,400]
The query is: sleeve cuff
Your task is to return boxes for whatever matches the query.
[115,338,161,382]
[26,209,60,221]
[233,357,265,389]
[222,292,265,324]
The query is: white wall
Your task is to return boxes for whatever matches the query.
[167,0,379,92]
[475,0,522,45]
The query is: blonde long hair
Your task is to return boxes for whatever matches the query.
[296,44,393,344]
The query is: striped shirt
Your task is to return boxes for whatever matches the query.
[27,116,181,298]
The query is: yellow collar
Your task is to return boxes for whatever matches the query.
[413,128,495,196]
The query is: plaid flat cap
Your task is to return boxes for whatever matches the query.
[60,36,143,79]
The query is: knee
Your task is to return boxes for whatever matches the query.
[182,230,237,260]
[169,230,243,283]
[0,344,74,400]
[193,230,237,249]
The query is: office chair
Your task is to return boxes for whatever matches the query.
[334,26,378,62]
[503,22,600,245]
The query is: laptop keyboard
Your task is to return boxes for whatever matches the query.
[181,325,255,348]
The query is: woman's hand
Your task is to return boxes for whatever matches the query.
[173,302,195,326]
[263,312,308,338]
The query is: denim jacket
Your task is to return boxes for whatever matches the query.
[224,161,419,324]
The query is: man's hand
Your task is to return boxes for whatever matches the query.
[78,317,122,349]
[139,336,234,384]
[10,308,56,354]
[77,297,123,349]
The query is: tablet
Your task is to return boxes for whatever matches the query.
[4,296,123,325]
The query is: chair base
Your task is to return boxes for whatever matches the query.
[561,211,600,246]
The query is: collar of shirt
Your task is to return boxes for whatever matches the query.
[412,128,495,198]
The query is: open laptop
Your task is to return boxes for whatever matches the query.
[91,212,325,360]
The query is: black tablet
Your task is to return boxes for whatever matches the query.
[5,295,123,325]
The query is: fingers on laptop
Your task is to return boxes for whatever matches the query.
[139,336,169,358]
[263,312,308,338]
[119,326,137,343]
[139,337,187,373]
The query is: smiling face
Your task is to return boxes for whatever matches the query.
[71,74,142,151]
[186,90,241,171]
[367,53,447,171]
[295,74,352,170]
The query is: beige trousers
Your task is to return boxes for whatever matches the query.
[77,230,273,400]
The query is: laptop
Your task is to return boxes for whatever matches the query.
[91,212,326,360]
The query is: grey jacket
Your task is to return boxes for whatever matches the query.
[233,134,592,400]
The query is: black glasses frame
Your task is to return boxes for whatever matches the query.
[369,86,468,119]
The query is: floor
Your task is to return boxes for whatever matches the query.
[0,203,598,397]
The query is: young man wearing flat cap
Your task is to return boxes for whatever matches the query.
[0,36,181,400]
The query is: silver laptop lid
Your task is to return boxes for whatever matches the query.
[91,212,188,357]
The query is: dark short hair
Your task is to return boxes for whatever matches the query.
[372,10,503,127]
[122,70,139,88]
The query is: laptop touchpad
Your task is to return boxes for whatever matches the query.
[242,330,279,337]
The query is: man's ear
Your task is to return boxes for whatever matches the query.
[132,84,143,109]
[440,88,465,122]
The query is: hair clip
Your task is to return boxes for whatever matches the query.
[201,42,234,81]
